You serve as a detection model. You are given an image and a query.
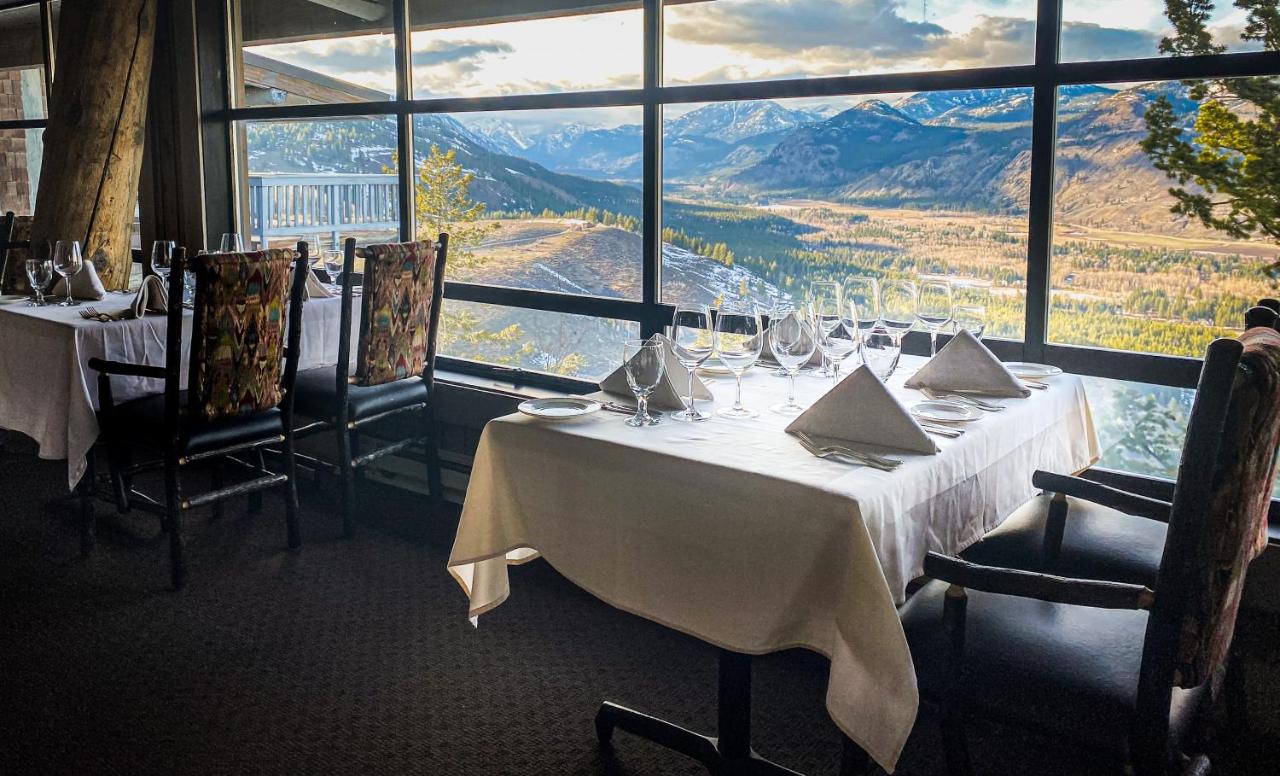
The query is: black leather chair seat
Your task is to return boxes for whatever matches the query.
[110,392,284,457]
[292,366,429,422]
[900,579,1204,757]
[961,493,1167,587]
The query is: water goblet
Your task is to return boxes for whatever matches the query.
[151,240,175,281]
[768,307,817,416]
[52,240,83,307]
[622,339,665,428]
[714,304,763,419]
[219,233,245,253]
[917,278,954,356]
[951,282,990,339]
[25,258,52,306]
[861,325,902,381]
[879,279,917,349]
[806,281,842,377]
[814,300,857,382]
[670,304,714,422]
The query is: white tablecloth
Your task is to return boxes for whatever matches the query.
[447,358,1099,771]
[0,293,350,490]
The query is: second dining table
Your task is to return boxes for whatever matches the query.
[0,291,352,490]
[448,355,1099,773]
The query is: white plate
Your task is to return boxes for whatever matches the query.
[697,360,752,376]
[1004,361,1062,379]
[910,400,983,424]
[518,397,602,419]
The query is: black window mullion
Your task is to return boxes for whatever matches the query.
[1022,0,1063,363]
[640,0,661,338]
[393,0,414,242]
[39,0,53,97]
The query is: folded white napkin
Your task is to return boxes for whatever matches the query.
[599,333,713,410]
[749,327,823,367]
[787,364,938,454]
[904,329,1030,398]
[291,269,335,299]
[50,261,106,301]
[129,274,169,318]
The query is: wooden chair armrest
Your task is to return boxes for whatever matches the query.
[88,357,166,379]
[1032,470,1172,522]
[923,552,1155,610]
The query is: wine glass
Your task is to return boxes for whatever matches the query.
[812,295,856,382]
[952,282,990,339]
[219,233,245,253]
[323,249,344,283]
[768,307,816,415]
[917,279,954,356]
[861,324,902,381]
[806,281,842,377]
[622,339,665,428]
[714,304,763,419]
[24,258,52,306]
[879,279,917,348]
[52,241,83,307]
[670,304,714,422]
[151,240,175,281]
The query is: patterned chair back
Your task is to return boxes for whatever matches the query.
[0,214,33,294]
[356,239,445,387]
[1154,327,1280,688]
[187,249,296,421]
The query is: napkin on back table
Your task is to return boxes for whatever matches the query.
[129,274,169,318]
[50,261,107,301]
[904,329,1030,398]
[598,333,713,411]
[786,364,938,455]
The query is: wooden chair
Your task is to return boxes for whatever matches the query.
[963,305,1280,586]
[291,235,448,537]
[88,245,309,588]
[0,212,33,294]
[872,328,1280,775]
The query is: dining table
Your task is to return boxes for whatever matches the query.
[448,356,1099,773]
[0,291,351,491]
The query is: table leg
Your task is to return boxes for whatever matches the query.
[595,648,806,775]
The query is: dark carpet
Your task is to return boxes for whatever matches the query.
[1,431,1277,775]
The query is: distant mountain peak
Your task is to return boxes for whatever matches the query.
[668,100,823,143]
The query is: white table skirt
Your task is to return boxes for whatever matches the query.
[447,357,1099,771]
[0,293,350,490]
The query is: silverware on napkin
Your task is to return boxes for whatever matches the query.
[919,421,964,438]
[80,307,128,322]
[793,431,902,471]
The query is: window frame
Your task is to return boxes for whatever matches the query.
[0,0,56,214]
[208,0,1280,391]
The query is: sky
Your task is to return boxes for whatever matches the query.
[248,0,1259,131]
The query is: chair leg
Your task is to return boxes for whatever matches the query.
[941,710,974,776]
[165,457,187,590]
[336,425,356,539]
[283,430,301,550]
[422,411,444,513]
[247,450,265,514]
[79,450,97,556]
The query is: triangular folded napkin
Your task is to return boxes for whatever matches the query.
[130,274,170,318]
[292,269,336,299]
[904,329,1030,398]
[748,327,823,367]
[50,261,107,301]
[598,333,713,410]
[787,364,938,454]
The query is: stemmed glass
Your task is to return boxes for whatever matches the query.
[917,279,954,356]
[769,307,817,415]
[24,258,52,306]
[806,281,842,377]
[842,276,880,364]
[670,304,714,422]
[52,241,83,307]
[622,339,665,428]
[861,324,902,381]
[714,304,763,419]
[952,282,990,339]
[219,233,245,253]
[812,296,856,382]
[879,279,917,350]
[151,240,175,281]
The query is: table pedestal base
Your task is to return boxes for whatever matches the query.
[594,649,805,775]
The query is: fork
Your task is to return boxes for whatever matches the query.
[919,388,1005,411]
[794,431,902,471]
[80,307,120,322]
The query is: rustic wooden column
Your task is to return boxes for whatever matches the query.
[31,0,158,290]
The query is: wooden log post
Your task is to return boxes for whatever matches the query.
[31,0,158,290]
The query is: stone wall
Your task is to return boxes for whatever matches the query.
[0,69,30,215]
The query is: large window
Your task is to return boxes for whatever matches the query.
[0,1,52,216]
[220,0,1280,482]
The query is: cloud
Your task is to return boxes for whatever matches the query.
[411,39,513,68]
[1059,22,1162,61]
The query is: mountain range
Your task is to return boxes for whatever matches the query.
[246,82,1206,232]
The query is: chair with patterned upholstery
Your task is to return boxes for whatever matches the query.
[0,212,33,294]
[291,234,448,537]
[88,245,309,589]
[864,328,1280,775]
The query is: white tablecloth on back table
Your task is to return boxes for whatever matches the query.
[448,358,1099,771]
[0,293,349,490]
